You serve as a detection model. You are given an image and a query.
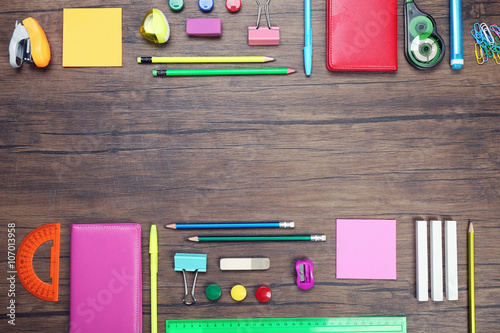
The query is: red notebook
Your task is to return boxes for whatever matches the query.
[326,0,398,71]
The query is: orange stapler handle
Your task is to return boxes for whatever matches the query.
[22,17,50,67]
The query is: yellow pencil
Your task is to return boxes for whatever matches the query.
[468,221,475,333]
[137,56,275,64]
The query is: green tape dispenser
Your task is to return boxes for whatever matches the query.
[404,0,445,69]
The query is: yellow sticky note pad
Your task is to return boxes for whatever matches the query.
[63,8,122,67]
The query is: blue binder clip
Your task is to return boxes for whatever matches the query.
[174,253,207,305]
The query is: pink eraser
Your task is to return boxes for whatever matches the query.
[248,26,280,45]
[186,18,222,37]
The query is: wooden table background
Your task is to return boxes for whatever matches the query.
[1,0,499,332]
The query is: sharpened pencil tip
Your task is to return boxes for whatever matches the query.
[166,224,176,229]
[264,56,275,62]
[287,68,296,74]
[188,236,199,242]
[469,221,474,233]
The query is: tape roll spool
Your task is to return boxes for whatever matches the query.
[409,16,433,39]
[410,36,441,64]
[404,0,445,69]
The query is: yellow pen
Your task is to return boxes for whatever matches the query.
[137,56,274,64]
[149,225,158,333]
[468,221,475,333]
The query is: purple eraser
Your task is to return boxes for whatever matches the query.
[186,18,222,37]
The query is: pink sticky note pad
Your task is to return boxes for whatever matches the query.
[336,219,397,280]
[186,18,221,37]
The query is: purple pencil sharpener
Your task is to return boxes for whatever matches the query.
[295,259,314,290]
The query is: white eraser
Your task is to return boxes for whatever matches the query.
[445,220,458,300]
[220,258,270,271]
[416,220,429,301]
[430,220,443,301]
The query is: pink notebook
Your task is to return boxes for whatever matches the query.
[70,224,142,333]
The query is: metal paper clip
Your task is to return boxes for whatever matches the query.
[480,22,494,44]
[248,0,280,45]
[475,43,486,65]
[174,253,207,305]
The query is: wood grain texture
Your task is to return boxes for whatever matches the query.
[1,0,499,332]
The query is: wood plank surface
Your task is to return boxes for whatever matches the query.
[1,0,499,332]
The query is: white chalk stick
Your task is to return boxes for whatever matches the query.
[416,220,429,301]
[430,220,443,301]
[445,220,458,300]
[220,258,270,270]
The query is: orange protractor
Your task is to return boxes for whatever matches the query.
[16,224,60,302]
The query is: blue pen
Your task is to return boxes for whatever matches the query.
[166,221,295,229]
[304,0,312,76]
[450,0,463,69]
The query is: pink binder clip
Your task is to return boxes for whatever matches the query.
[248,0,279,45]
[295,259,314,290]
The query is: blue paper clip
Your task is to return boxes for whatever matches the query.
[471,24,483,43]
[174,253,207,305]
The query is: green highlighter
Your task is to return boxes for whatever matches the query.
[166,317,407,333]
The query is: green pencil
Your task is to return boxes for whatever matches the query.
[188,235,326,242]
[152,68,295,77]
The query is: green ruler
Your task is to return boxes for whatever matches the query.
[165,316,407,332]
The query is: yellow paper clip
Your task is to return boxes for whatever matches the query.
[493,52,500,65]
[475,43,485,65]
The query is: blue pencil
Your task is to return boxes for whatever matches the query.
[166,221,294,229]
